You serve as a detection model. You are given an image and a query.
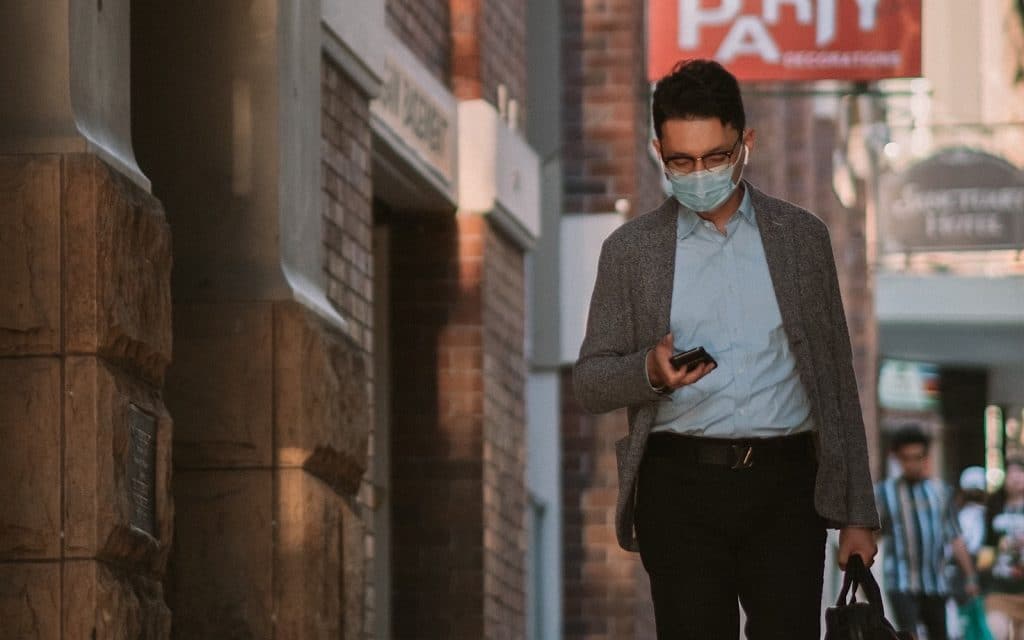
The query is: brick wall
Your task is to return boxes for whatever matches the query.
[388,212,527,639]
[559,0,662,637]
[481,221,527,639]
[386,0,451,86]
[451,0,527,111]
[562,0,663,216]
[390,212,483,638]
[321,57,377,638]
[561,371,655,640]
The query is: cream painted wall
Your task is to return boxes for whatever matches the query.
[923,0,1024,125]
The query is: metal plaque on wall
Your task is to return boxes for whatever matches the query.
[127,404,157,539]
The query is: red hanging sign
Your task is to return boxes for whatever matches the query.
[648,0,922,82]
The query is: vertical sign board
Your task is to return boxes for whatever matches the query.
[127,404,157,539]
[648,0,922,81]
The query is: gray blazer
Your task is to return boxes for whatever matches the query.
[573,183,880,552]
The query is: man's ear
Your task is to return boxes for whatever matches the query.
[652,138,662,158]
[743,128,756,154]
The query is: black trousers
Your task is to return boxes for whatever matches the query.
[636,433,826,640]
[888,592,947,640]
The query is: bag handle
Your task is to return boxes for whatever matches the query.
[836,554,886,619]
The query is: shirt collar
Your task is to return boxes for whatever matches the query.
[676,183,755,239]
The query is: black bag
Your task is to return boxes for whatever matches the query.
[824,554,915,640]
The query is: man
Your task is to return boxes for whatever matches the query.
[573,59,879,639]
[876,426,979,639]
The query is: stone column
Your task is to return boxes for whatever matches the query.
[131,2,376,637]
[0,2,173,638]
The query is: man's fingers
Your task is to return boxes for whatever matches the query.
[663,360,715,389]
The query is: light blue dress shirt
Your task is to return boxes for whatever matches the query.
[651,187,815,438]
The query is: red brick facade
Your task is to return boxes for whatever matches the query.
[451,0,527,109]
[562,0,663,216]
[561,373,656,640]
[386,0,451,86]
[481,222,527,639]
[387,212,526,639]
[384,1,530,637]
[560,0,662,637]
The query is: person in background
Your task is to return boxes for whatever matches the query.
[876,426,980,640]
[955,466,993,640]
[982,458,1024,639]
[959,466,990,557]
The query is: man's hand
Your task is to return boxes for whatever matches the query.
[647,333,716,391]
[952,537,980,598]
[837,526,878,569]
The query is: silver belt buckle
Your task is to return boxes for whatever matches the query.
[731,444,754,470]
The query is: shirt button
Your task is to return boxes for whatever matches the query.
[739,409,746,416]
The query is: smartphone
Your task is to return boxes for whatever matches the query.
[669,346,717,372]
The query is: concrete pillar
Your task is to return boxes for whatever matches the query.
[0,2,173,637]
[131,1,374,637]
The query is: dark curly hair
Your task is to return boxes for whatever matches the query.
[651,59,746,140]
[889,425,932,454]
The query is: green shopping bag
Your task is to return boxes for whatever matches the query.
[959,596,994,640]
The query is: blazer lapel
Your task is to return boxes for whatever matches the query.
[749,184,804,333]
[639,198,679,343]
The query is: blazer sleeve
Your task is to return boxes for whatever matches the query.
[573,237,665,414]
[823,227,881,530]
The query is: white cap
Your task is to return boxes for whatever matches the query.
[960,466,987,492]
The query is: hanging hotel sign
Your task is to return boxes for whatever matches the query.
[879,148,1024,253]
[648,0,922,81]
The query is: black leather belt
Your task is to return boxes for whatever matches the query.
[644,431,814,470]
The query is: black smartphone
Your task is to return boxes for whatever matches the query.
[669,346,717,372]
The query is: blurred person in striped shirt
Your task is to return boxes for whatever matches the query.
[876,425,980,640]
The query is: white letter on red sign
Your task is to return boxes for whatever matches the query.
[716,16,781,63]
[855,0,881,31]
[679,0,742,49]
[763,0,812,25]
[816,0,836,46]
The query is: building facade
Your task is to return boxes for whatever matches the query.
[1,1,545,638]
[872,0,1024,483]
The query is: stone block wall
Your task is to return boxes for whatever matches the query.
[0,153,173,638]
[165,299,371,639]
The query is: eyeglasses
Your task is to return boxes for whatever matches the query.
[663,135,743,176]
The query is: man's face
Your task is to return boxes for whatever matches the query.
[653,118,754,179]
[894,443,929,481]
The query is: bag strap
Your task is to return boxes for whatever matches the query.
[836,554,886,619]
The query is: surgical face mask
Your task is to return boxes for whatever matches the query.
[667,145,748,212]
